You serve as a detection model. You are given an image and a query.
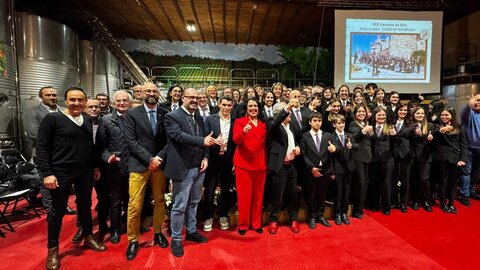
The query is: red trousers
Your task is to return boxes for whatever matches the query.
[235,167,266,230]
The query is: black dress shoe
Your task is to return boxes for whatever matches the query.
[411,203,420,210]
[400,204,407,213]
[154,233,169,248]
[316,217,331,227]
[440,205,451,213]
[171,240,184,257]
[308,218,316,229]
[459,197,472,207]
[125,242,139,261]
[334,214,342,225]
[423,202,433,212]
[65,205,77,215]
[341,213,350,225]
[238,229,246,235]
[351,210,363,219]
[110,231,121,244]
[72,227,83,244]
[254,228,263,234]
[185,231,208,243]
[449,205,458,214]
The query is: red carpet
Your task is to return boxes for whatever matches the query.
[2,199,480,269]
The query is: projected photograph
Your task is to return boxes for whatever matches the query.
[349,33,427,80]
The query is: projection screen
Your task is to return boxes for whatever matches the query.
[334,10,443,94]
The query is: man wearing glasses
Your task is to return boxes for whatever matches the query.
[131,84,144,103]
[124,82,169,260]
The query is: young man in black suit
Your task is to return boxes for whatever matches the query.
[300,112,336,229]
[202,96,235,232]
[124,82,169,260]
[267,99,301,234]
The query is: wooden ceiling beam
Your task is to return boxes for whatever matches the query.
[121,0,163,40]
[246,4,257,44]
[207,0,216,43]
[256,1,273,45]
[139,0,172,42]
[223,0,227,44]
[267,2,287,45]
[279,3,301,45]
[235,0,241,44]
[154,0,182,42]
[171,0,194,42]
[189,0,205,43]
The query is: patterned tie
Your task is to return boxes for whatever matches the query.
[315,133,321,152]
[396,122,401,132]
[172,104,177,111]
[376,125,382,137]
[340,134,344,146]
[202,108,208,122]
[149,110,157,135]
[296,110,302,128]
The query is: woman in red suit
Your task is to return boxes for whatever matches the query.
[233,97,267,235]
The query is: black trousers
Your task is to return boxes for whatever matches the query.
[351,160,369,211]
[94,168,110,233]
[435,160,461,206]
[107,166,129,233]
[203,155,234,219]
[334,172,351,214]
[306,174,330,219]
[369,160,394,211]
[392,157,413,206]
[269,163,298,222]
[47,167,93,248]
[410,161,431,204]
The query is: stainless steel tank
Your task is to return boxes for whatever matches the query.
[79,39,121,98]
[16,12,79,106]
[0,0,17,147]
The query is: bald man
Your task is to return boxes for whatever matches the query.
[124,83,169,260]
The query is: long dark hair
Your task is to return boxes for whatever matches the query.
[244,97,263,121]
[394,103,410,125]
[440,107,460,134]
[166,84,183,105]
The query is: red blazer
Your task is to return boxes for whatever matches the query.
[233,116,267,171]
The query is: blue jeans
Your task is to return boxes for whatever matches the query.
[171,168,205,241]
[460,148,480,197]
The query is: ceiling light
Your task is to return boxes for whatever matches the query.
[186,22,196,32]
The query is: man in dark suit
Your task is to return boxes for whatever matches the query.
[267,100,301,234]
[202,96,235,232]
[299,112,336,229]
[164,88,216,257]
[197,89,220,123]
[124,82,169,260]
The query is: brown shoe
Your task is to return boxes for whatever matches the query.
[84,235,107,252]
[46,246,59,270]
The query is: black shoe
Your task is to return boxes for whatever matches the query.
[449,205,458,214]
[400,204,407,213]
[238,229,246,235]
[110,231,121,244]
[125,242,139,261]
[423,202,433,212]
[383,210,391,215]
[440,205,451,213]
[411,202,420,210]
[254,228,263,234]
[334,214,342,225]
[459,197,472,207]
[154,233,169,248]
[171,240,184,257]
[351,210,363,219]
[72,227,83,244]
[470,193,480,201]
[185,231,208,243]
[65,205,77,215]
[308,218,316,229]
[341,213,350,225]
[316,217,331,227]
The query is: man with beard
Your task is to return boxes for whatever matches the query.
[124,83,169,260]
[164,88,216,257]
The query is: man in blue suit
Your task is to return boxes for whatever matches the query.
[164,88,216,257]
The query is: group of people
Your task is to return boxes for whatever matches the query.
[21,82,480,270]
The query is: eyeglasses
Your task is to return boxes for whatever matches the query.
[184,96,199,100]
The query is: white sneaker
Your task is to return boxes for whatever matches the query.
[203,218,213,232]
[219,217,229,230]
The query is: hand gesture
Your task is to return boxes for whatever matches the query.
[389,126,397,136]
[327,140,336,153]
[293,146,301,156]
[107,154,121,164]
[362,124,373,134]
[344,104,352,112]
[457,161,466,167]
[214,133,224,146]
[44,175,59,189]
[288,99,299,110]
[93,168,101,181]
[200,158,208,172]
[326,105,332,112]
[243,123,252,133]
[427,131,433,141]
[415,125,422,136]
[204,131,215,146]
[418,93,424,101]
[346,137,352,149]
[311,167,322,177]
